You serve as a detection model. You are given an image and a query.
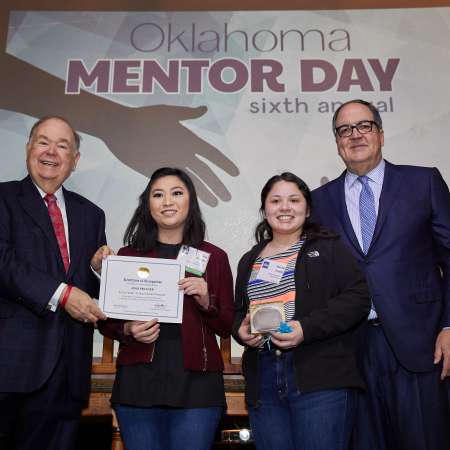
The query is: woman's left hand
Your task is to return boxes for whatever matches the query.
[270,320,304,349]
[179,277,209,309]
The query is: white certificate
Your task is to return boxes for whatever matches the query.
[98,255,185,323]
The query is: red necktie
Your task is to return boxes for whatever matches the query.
[44,193,70,272]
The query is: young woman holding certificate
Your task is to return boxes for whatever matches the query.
[94,167,234,450]
[232,172,370,450]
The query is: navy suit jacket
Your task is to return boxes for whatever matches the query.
[0,176,106,402]
[312,161,450,372]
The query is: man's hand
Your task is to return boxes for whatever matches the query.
[434,329,450,380]
[124,319,160,344]
[270,320,304,349]
[237,314,263,348]
[90,245,115,274]
[62,286,107,323]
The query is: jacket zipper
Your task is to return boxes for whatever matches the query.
[201,268,208,371]
[148,341,156,362]
[200,318,208,371]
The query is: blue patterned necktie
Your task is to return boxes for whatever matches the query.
[358,175,376,254]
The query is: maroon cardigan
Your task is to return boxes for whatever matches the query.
[98,241,234,372]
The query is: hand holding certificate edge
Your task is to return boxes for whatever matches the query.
[63,285,107,323]
[124,318,160,344]
[91,245,116,274]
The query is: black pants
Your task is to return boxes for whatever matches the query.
[352,324,450,450]
[0,355,84,450]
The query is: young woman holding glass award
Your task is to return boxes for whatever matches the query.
[233,172,370,450]
[92,167,234,450]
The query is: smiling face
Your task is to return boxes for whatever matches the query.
[335,102,384,175]
[149,175,190,241]
[264,180,309,239]
[26,118,80,193]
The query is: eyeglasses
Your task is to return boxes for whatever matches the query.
[335,120,379,138]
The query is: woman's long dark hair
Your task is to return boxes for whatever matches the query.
[123,167,205,251]
[255,172,319,243]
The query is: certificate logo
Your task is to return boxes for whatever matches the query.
[137,266,150,279]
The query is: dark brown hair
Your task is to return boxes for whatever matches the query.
[123,167,206,251]
[255,172,318,243]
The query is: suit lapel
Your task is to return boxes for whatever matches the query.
[64,188,84,278]
[369,161,403,252]
[326,172,363,256]
[18,176,65,272]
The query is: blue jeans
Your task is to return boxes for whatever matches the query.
[114,404,222,450]
[249,350,356,450]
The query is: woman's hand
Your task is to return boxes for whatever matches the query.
[123,319,160,344]
[270,320,304,349]
[91,245,115,274]
[238,314,264,348]
[179,276,209,309]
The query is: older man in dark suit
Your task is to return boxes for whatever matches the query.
[0,116,107,450]
[312,100,450,450]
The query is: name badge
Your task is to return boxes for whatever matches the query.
[177,245,210,276]
[256,259,287,284]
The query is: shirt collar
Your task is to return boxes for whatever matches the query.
[345,159,385,189]
[33,181,64,204]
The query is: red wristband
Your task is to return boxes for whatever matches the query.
[60,285,73,308]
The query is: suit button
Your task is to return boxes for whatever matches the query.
[275,349,282,356]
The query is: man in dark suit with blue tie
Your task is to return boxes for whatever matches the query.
[0,116,107,450]
[312,100,450,450]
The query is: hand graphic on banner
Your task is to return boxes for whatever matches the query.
[99,104,239,206]
[0,5,239,206]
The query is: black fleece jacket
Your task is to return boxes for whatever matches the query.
[232,229,371,406]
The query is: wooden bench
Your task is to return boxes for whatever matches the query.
[82,336,247,450]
